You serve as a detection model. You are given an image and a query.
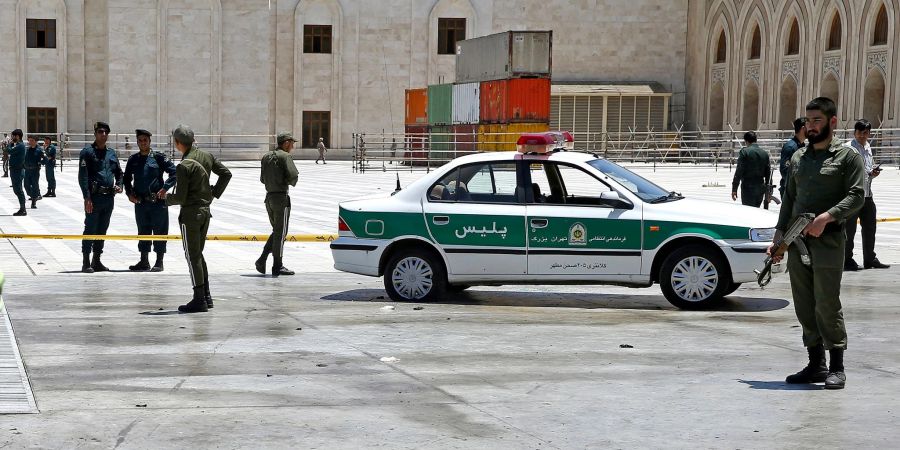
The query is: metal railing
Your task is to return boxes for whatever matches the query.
[59,133,277,161]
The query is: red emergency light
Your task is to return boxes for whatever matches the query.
[516,131,575,153]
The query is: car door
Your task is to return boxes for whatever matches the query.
[525,161,643,276]
[423,160,528,276]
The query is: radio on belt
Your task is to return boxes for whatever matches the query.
[516,131,574,154]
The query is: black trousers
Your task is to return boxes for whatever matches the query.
[845,196,878,265]
[82,194,115,254]
[135,201,169,253]
[740,183,765,207]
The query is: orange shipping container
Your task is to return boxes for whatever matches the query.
[479,78,551,124]
[405,88,428,125]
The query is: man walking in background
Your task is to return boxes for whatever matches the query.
[731,131,770,207]
[257,132,299,276]
[779,118,807,198]
[843,119,890,271]
[42,136,58,197]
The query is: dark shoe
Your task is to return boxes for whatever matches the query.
[864,259,890,269]
[12,209,26,216]
[274,266,295,276]
[81,253,94,273]
[91,254,109,272]
[129,252,151,271]
[150,253,164,272]
[37,195,42,200]
[205,295,214,309]
[30,200,37,209]
[178,286,209,313]
[824,371,846,389]
[843,259,860,271]
[786,345,828,384]
[255,257,267,274]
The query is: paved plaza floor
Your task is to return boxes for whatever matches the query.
[1,160,899,448]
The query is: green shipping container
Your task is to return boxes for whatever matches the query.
[429,125,453,162]
[427,84,453,125]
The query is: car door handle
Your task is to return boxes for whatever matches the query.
[432,216,450,225]
[530,218,548,228]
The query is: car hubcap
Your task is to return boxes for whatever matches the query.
[671,256,718,302]
[391,257,433,300]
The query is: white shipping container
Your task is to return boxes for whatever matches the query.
[456,31,552,84]
[451,82,480,124]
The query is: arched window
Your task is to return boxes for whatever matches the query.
[786,19,800,55]
[749,25,761,59]
[827,13,842,50]
[715,31,727,63]
[873,5,888,45]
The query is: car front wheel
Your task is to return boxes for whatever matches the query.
[659,245,728,309]
[384,249,446,302]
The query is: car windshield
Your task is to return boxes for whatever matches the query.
[587,159,680,203]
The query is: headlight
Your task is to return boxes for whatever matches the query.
[750,227,776,242]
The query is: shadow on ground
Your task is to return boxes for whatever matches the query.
[738,379,823,390]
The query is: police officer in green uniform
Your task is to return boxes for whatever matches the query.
[161,125,232,313]
[7,129,27,216]
[79,122,124,273]
[124,129,177,272]
[731,131,770,207]
[256,132,300,276]
[23,135,44,208]
[768,97,864,390]
[42,136,57,197]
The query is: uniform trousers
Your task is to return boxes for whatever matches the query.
[786,230,847,350]
[9,167,25,209]
[135,200,169,254]
[24,167,41,199]
[82,194,115,254]
[263,193,291,260]
[179,206,211,288]
[845,196,878,265]
[740,182,765,207]
[45,164,56,190]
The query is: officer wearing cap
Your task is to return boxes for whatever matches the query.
[160,124,232,313]
[23,135,44,209]
[7,129,27,216]
[124,129,177,272]
[79,121,124,273]
[42,136,57,197]
[256,132,299,276]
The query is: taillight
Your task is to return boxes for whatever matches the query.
[338,217,351,232]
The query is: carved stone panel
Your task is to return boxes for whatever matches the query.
[745,63,760,84]
[823,55,841,77]
[711,66,726,85]
[782,59,799,82]
[867,51,888,73]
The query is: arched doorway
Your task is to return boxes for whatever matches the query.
[742,81,759,131]
[863,70,886,125]
[709,83,725,131]
[820,74,840,110]
[779,77,798,129]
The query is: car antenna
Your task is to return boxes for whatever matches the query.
[392,174,402,195]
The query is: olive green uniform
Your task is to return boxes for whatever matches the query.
[732,143,771,207]
[260,148,299,262]
[776,138,864,350]
[166,146,232,288]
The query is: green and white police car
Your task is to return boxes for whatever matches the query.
[331,132,779,309]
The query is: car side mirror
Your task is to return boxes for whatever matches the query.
[600,190,633,209]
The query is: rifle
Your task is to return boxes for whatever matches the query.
[764,165,781,209]
[755,213,815,287]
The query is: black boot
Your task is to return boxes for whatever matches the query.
[91,253,109,272]
[272,257,295,277]
[13,209,26,216]
[204,285,213,309]
[81,253,94,273]
[151,253,164,272]
[129,252,151,271]
[178,286,209,313]
[255,252,269,274]
[786,345,828,384]
[825,349,846,390]
[30,199,37,209]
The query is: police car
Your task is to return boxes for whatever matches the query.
[331,132,778,309]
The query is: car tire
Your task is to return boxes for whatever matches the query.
[659,244,728,310]
[723,282,742,297]
[384,249,447,302]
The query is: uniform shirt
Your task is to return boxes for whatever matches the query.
[845,139,874,198]
[778,137,805,193]
[24,145,44,169]
[43,144,57,167]
[166,146,232,209]
[7,142,25,168]
[732,143,770,191]
[78,144,124,199]
[124,151,177,197]
[776,138,865,232]
[260,148,299,193]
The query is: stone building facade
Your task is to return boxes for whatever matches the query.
[686,0,900,132]
[0,0,689,148]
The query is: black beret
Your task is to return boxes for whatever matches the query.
[135,129,152,138]
[94,121,111,133]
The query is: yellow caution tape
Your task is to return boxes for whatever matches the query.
[0,233,338,242]
[876,217,900,223]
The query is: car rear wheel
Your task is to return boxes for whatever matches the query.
[384,249,446,302]
[659,244,728,309]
